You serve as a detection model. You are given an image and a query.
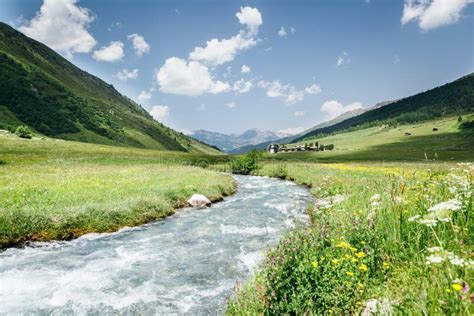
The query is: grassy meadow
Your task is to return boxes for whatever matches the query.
[267,116,474,162]
[0,132,235,248]
[227,161,473,314]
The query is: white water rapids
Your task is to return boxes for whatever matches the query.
[0,175,312,314]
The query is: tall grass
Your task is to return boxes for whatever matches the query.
[227,162,473,314]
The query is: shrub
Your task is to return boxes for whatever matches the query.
[14,125,33,139]
[459,120,474,130]
[230,150,262,175]
[270,164,288,179]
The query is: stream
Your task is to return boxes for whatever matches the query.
[0,175,312,315]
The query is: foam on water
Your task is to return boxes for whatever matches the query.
[0,175,312,315]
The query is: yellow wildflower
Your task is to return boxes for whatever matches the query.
[356,301,362,306]
[446,288,452,293]
[349,246,358,252]
[359,264,368,272]
[351,257,358,263]
[452,283,463,292]
[331,259,340,265]
[383,262,390,270]
[355,251,366,259]
[346,271,354,277]
[312,261,318,268]
[336,241,351,249]
[344,254,352,260]
[358,282,364,288]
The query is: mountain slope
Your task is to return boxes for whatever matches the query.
[190,129,290,152]
[294,74,474,142]
[0,22,219,154]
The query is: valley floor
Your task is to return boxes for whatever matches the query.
[0,133,235,248]
[227,161,473,315]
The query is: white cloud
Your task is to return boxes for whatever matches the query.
[150,105,169,121]
[19,0,96,58]
[290,26,296,34]
[157,7,262,96]
[305,84,322,95]
[278,26,287,37]
[137,90,152,103]
[157,57,230,96]
[336,51,351,67]
[294,111,305,117]
[236,6,263,35]
[277,127,305,136]
[241,65,251,73]
[93,41,124,62]
[226,101,236,108]
[128,33,150,57]
[189,33,257,66]
[233,78,253,94]
[116,68,138,81]
[401,0,474,31]
[321,100,363,119]
[258,80,305,104]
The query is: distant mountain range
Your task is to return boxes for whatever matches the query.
[189,129,293,152]
[0,22,220,154]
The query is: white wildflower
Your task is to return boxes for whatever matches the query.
[428,199,462,213]
[426,255,444,265]
[394,196,404,204]
[417,219,437,227]
[371,201,381,207]
[427,246,442,253]
[408,215,421,222]
[450,257,465,267]
[370,194,381,201]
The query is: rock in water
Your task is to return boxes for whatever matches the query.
[187,194,212,208]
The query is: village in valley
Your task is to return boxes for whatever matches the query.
[268,142,335,154]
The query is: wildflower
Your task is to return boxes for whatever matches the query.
[426,254,444,265]
[428,199,462,212]
[394,196,404,204]
[452,283,463,292]
[408,214,420,222]
[312,260,318,268]
[359,264,368,272]
[336,241,351,249]
[355,251,366,259]
[427,246,442,253]
[370,194,381,201]
[446,288,452,293]
[358,282,364,288]
[351,257,358,263]
[371,201,380,207]
[331,259,340,265]
[349,246,358,252]
[450,257,465,267]
[383,262,390,270]
[417,219,437,227]
[346,271,354,277]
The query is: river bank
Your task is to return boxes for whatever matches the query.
[227,162,473,315]
[0,175,312,314]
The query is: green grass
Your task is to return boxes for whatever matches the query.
[0,133,235,248]
[227,162,473,315]
[268,116,474,162]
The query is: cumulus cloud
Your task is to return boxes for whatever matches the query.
[305,84,322,95]
[150,105,169,121]
[137,90,152,103]
[278,127,305,136]
[156,57,230,96]
[157,7,262,96]
[321,100,363,119]
[294,111,305,117]
[401,0,474,31]
[236,6,263,35]
[93,41,124,62]
[336,51,351,67]
[258,80,305,104]
[19,0,96,58]
[128,33,150,57]
[226,101,236,108]
[241,65,251,73]
[278,26,287,37]
[233,78,253,94]
[189,33,257,66]
[116,68,138,81]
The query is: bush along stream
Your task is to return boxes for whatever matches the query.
[227,162,473,315]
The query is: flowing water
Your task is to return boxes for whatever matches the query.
[0,175,312,315]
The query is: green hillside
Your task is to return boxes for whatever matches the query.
[295,73,474,142]
[270,115,474,162]
[0,22,219,154]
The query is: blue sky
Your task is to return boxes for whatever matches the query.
[1,0,473,135]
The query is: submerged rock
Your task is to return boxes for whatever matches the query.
[187,194,212,208]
